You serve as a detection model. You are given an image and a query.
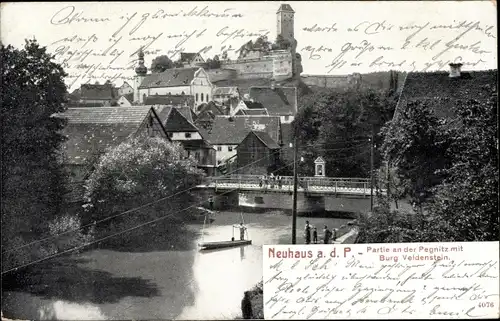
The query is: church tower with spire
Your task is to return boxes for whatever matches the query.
[133,48,148,104]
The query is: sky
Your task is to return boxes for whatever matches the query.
[1,1,497,90]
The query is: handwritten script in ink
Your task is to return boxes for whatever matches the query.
[44,4,269,90]
[299,19,496,74]
[263,242,499,319]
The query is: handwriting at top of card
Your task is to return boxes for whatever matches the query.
[263,242,499,319]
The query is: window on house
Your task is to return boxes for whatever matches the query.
[201,93,204,102]
[284,115,289,121]
[217,146,222,151]
[206,94,210,101]
[185,132,192,138]
[168,133,173,138]
[228,146,233,152]
[196,93,199,101]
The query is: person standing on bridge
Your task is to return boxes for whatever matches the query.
[312,227,318,244]
[323,225,332,244]
[304,221,312,244]
[277,175,282,189]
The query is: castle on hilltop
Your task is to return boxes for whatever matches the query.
[130,3,302,109]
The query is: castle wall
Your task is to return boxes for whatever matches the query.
[221,58,274,77]
[301,71,405,92]
[206,68,238,82]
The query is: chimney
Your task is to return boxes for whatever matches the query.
[449,63,463,78]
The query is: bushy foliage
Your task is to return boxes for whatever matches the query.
[150,55,183,73]
[1,39,75,272]
[83,137,206,230]
[293,88,397,177]
[360,81,498,243]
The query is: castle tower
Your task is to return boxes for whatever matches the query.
[133,48,148,104]
[276,4,295,47]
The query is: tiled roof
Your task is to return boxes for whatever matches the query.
[248,86,297,116]
[58,107,155,165]
[249,131,280,149]
[60,106,153,123]
[156,106,198,132]
[235,109,269,116]
[399,70,497,119]
[203,115,281,145]
[278,4,294,13]
[144,94,194,106]
[242,100,265,109]
[180,52,198,63]
[80,84,116,100]
[213,78,302,97]
[196,102,225,121]
[213,87,239,96]
[139,68,198,88]
[120,93,134,103]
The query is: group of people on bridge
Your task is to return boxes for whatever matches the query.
[259,173,284,189]
[304,220,336,244]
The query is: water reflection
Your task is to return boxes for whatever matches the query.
[2,211,350,320]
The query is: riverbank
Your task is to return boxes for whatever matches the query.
[241,226,359,319]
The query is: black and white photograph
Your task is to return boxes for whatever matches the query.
[1,1,498,320]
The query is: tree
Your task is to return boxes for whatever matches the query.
[425,90,498,241]
[1,39,81,272]
[151,55,179,73]
[293,88,397,178]
[83,137,206,234]
[273,35,291,50]
[381,101,451,206]
[1,40,68,245]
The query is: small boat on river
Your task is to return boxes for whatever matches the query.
[198,239,252,250]
[198,211,251,251]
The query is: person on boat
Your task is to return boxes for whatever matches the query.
[304,221,312,244]
[323,225,332,244]
[312,227,318,244]
[234,222,247,240]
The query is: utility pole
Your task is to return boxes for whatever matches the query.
[370,128,375,212]
[291,137,299,244]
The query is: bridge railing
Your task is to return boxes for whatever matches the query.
[205,175,371,192]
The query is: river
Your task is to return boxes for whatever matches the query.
[2,210,351,320]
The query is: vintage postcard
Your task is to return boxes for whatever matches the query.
[1,1,498,320]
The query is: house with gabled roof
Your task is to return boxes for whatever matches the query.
[237,131,281,175]
[117,93,134,107]
[179,52,205,67]
[118,81,134,96]
[195,102,227,130]
[212,86,240,111]
[200,115,282,167]
[191,68,215,111]
[248,85,297,124]
[137,67,198,104]
[155,106,216,175]
[234,109,269,116]
[231,99,267,116]
[56,106,169,203]
[79,83,118,106]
